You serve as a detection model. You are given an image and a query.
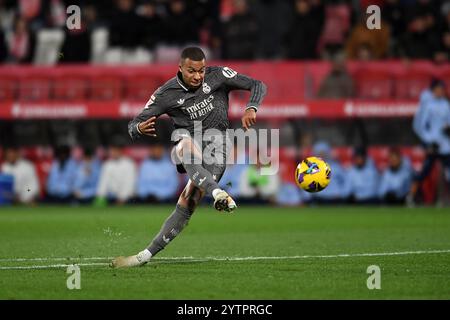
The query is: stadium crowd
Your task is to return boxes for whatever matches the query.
[1,0,450,64]
[0,140,417,206]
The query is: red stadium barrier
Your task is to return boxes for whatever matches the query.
[0,61,449,119]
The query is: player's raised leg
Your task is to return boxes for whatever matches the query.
[175,137,236,212]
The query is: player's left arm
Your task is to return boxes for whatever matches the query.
[220,67,267,130]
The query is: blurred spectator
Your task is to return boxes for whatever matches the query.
[316,0,351,58]
[284,0,324,59]
[46,0,66,28]
[7,15,36,63]
[378,147,412,204]
[408,79,450,205]
[382,0,406,39]
[17,0,46,31]
[163,0,199,46]
[95,143,136,205]
[345,14,390,60]
[73,146,101,203]
[433,30,450,64]
[0,28,7,62]
[1,146,40,204]
[60,5,95,63]
[239,151,280,203]
[46,145,78,202]
[347,146,379,203]
[137,0,163,51]
[439,4,450,33]
[109,0,144,49]
[137,144,178,202]
[310,141,351,204]
[317,52,354,98]
[397,14,439,59]
[221,0,259,60]
[276,183,303,206]
[406,0,440,33]
[253,0,292,59]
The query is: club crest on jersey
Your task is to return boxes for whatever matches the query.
[202,82,211,94]
[222,67,237,79]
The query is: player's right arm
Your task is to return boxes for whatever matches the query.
[128,88,169,140]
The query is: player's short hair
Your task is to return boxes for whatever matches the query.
[180,47,205,62]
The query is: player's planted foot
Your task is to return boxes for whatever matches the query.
[110,249,152,268]
[213,189,237,213]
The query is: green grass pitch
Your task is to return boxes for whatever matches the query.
[0,205,449,299]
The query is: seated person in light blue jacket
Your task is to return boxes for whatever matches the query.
[311,141,351,204]
[73,146,101,203]
[46,145,79,202]
[409,79,450,204]
[137,144,179,202]
[378,147,412,204]
[347,146,379,203]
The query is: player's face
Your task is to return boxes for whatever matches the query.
[179,58,206,89]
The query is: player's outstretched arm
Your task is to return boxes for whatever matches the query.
[218,67,267,128]
[128,89,168,140]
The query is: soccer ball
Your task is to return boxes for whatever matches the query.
[295,156,331,193]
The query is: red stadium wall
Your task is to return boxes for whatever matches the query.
[1,60,449,120]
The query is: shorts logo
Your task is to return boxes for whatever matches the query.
[162,235,170,244]
[222,67,237,79]
[198,177,206,186]
[202,82,211,94]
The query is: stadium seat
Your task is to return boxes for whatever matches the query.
[124,74,163,101]
[279,147,297,183]
[0,75,17,101]
[394,70,433,100]
[90,73,122,100]
[368,146,389,170]
[34,29,65,65]
[18,73,52,101]
[90,28,109,64]
[123,146,149,164]
[53,73,88,101]
[354,69,393,100]
[332,147,352,167]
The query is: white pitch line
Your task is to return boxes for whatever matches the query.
[0,249,449,270]
[0,256,196,263]
[0,257,114,262]
[0,262,109,270]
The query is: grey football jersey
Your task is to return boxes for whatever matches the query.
[128,66,267,140]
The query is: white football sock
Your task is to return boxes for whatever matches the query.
[136,249,152,263]
[212,188,223,199]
